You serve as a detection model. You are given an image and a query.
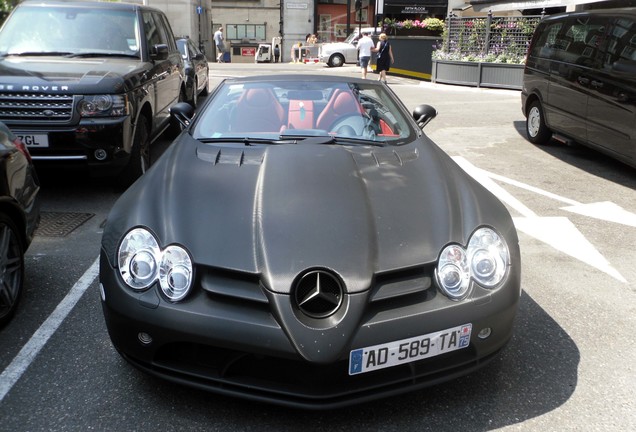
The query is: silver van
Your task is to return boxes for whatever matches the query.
[522,8,636,168]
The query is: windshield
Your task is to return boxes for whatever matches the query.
[0,6,140,57]
[192,80,416,146]
[344,33,359,44]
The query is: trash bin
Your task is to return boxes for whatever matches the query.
[223,51,231,63]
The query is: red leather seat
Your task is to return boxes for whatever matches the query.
[315,89,363,131]
[230,88,286,133]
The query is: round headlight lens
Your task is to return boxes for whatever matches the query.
[436,245,470,299]
[159,245,193,302]
[118,228,160,290]
[468,227,509,288]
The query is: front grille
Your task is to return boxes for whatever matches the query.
[0,92,74,121]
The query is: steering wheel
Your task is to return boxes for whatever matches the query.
[330,113,378,139]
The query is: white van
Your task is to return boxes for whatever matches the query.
[319,27,381,67]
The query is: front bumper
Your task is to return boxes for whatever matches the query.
[12,116,133,176]
[100,249,521,409]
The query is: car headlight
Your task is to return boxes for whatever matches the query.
[436,227,510,299]
[159,245,193,302]
[117,228,194,301]
[78,94,128,117]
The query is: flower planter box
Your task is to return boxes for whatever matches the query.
[431,60,524,90]
[391,28,442,37]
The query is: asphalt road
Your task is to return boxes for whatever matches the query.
[0,61,635,431]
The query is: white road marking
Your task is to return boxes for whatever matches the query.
[0,257,99,402]
[452,157,627,283]
[513,216,627,283]
[483,169,636,227]
[561,201,636,228]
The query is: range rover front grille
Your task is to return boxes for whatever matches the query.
[0,93,74,121]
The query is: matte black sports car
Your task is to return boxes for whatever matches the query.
[99,75,521,409]
[0,122,40,327]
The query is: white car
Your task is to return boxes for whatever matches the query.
[319,28,380,67]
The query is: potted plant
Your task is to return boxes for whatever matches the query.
[384,17,444,36]
[431,15,542,89]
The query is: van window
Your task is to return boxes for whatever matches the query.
[552,17,606,66]
[604,17,636,70]
[529,21,562,59]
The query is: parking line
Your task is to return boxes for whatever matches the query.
[0,256,99,402]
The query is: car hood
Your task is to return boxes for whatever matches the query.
[0,56,148,93]
[103,135,516,295]
[320,42,354,53]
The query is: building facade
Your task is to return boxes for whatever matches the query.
[142,0,635,63]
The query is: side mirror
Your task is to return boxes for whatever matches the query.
[151,44,169,60]
[170,102,195,128]
[412,104,437,129]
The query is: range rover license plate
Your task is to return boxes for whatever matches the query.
[348,323,472,375]
[16,133,49,148]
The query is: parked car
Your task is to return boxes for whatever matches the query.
[522,8,636,168]
[100,74,521,409]
[0,122,40,327]
[319,27,380,67]
[176,37,209,107]
[0,0,186,187]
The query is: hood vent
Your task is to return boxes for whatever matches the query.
[196,146,264,166]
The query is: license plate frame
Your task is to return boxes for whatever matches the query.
[15,133,49,148]
[349,323,472,375]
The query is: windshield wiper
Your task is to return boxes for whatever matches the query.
[198,137,292,146]
[198,135,386,147]
[66,52,140,59]
[5,51,74,57]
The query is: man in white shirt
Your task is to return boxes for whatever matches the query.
[356,31,375,79]
[214,26,225,63]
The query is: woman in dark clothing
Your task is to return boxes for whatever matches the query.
[373,33,394,83]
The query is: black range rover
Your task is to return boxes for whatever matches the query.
[0,0,186,186]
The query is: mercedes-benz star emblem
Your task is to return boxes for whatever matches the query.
[294,270,343,319]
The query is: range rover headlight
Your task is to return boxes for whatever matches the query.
[436,227,510,300]
[79,94,128,117]
[117,228,194,302]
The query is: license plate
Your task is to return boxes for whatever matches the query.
[16,133,49,148]
[349,323,472,375]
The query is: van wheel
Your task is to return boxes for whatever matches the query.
[119,116,150,188]
[328,54,345,67]
[526,100,551,145]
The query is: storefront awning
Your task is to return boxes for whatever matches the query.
[469,0,606,12]
[383,0,449,14]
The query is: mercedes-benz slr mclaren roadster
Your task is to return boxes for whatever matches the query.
[99,75,521,409]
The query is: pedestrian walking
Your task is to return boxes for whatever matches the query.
[214,26,225,63]
[373,33,394,83]
[356,31,374,79]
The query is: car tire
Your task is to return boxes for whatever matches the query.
[119,115,150,188]
[0,214,25,327]
[328,54,345,67]
[190,78,199,108]
[526,100,551,145]
[201,74,209,97]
